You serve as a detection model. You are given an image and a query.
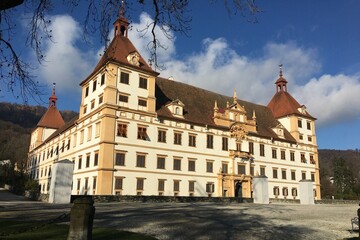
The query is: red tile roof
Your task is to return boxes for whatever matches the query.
[155,77,296,143]
[37,106,65,129]
[81,35,159,85]
[267,86,315,120]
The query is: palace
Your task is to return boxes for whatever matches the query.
[26,8,320,200]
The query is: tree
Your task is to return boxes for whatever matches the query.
[0,0,260,102]
[332,158,355,199]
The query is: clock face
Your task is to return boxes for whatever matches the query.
[132,55,137,64]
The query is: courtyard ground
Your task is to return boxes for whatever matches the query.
[0,189,358,240]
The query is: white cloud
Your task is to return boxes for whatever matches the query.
[36,15,98,93]
[128,12,176,63]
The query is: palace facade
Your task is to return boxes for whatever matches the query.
[27,9,320,200]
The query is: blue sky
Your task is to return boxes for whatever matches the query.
[2,1,360,150]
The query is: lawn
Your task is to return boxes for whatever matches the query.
[0,220,157,240]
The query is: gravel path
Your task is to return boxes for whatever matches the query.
[0,189,358,240]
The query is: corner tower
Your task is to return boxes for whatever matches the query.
[267,65,316,144]
[29,83,65,151]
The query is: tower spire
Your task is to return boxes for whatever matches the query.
[113,0,129,38]
[49,83,58,107]
[275,64,288,93]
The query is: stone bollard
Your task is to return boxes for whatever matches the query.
[67,197,95,240]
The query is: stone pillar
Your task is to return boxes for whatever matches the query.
[49,159,74,203]
[67,197,95,240]
[253,176,269,204]
[299,180,314,204]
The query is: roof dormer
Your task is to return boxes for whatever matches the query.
[272,123,285,139]
[166,99,185,118]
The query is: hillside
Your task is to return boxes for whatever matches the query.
[0,102,78,165]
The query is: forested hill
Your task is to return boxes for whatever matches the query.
[0,102,78,165]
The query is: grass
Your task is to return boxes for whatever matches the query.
[0,220,157,240]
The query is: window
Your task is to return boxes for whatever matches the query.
[115,178,123,190]
[260,144,265,157]
[77,179,81,191]
[84,178,89,194]
[93,80,97,92]
[272,149,277,159]
[93,177,97,192]
[136,178,144,191]
[174,132,182,145]
[308,136,312,142]
[292,188,297,197]
[174,158,181,170]
[299,134,303,140]
[290,152,295,161]
[282,187,288,197]
[260,166,266,176]
[302,172,306,180]
[206,134,214,149]
[249,142,254,154]
[85,86,89,97]
[99,95,103,105]
[291,171,296,180]
[189,134,196,147]
[86,154,90,168]
[101,73,105,85]
[73,133,77,148]
[95,122,100,138]
[189,181,195,192]
[80,130,84,144]
[120,72,129,84]
[87,126,92,141]
[273,168,278,179]
[188,159,196,172]
[250,166,254,176]
[222,163,228,174]
[273,186,279,197]
[206,183,215,193]
[236,143,241,151]
[158,130,166,143]
[281,169,286,179]
[298,119,302,128]
[238,164,246,175]
[307,121,311,130]
[206,161,213,173]
[94,152,98,166]
[301,153,306,163]
[311,172,315,182]
[173,180,180,192]
[117,123,127,137]
[78,156,82,169]
[281,150,286,160]
[137,126,149,140]
[119,94,128,103]
[157,156,165,169]
[138,99,147,107]
[158,179,165,191]
[115,152,125,166]
[136,154,146,168]
[222,137,228,151]
[83,105,87,114]
[139,77,147,89]
[310,155,315,164]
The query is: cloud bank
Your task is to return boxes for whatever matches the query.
[32,13,360,127]
[35,15,98,93]
[129,13,360,127]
